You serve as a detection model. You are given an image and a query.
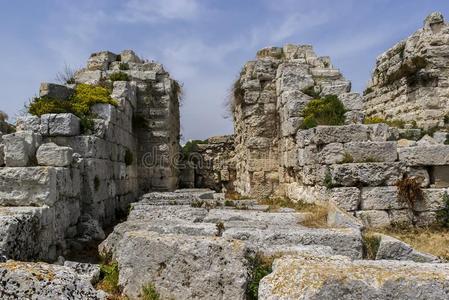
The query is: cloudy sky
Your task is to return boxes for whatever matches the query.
[1,1,448,141]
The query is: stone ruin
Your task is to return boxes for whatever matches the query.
[2,12,449,300]
[0,50,180,262]
[364,12,449,129]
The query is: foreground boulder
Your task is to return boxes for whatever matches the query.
[0,261,104,299]
[259,254,449,300]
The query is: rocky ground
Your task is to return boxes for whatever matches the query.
[2,189,441,299]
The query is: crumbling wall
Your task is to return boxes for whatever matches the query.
[364,12,449,129]
[192,135,236,193]
[0,50,180,261]
[232,44,362,197]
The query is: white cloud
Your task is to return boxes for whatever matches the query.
[118,0,200,23]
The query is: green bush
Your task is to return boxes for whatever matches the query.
[119,62,130,71]
[109,72,129,82]
[301,86,320,98]
[142,283,160,300]
[324,168,334,189]
[300,95,346,129]
[28,83,118,117]
[364,117,406,129]
[97,262,120,295]
[182,139,207,159]
[246,254,273,300]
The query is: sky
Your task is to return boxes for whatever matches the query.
[0,0,448,142]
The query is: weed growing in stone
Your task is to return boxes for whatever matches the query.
[396,176,423,209]
[301,95,346,129]
[246,254,273,300]
[110,72,130,82]
[142,283,160,300]
[437,192,449,228]
[119,62,130,71]
[362,232,381,260]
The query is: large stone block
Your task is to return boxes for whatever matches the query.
[36,142,73,167]
[398,145,449,166]
[328,162,405,187]
[2,131,42,167]
[328,187,360,211]
[39,82,74,100]
[87,51,117,71]
[120,49,142,64]
[432,166,449,188]
[344,141,397,162]
[15,115,41,132]
[376,234,440,263]
[356,210,390,228]
[311,125,371,144]
[259,254,449,300]
[360,186,405,210]
[339,92,363,110]
[40,113,80,136]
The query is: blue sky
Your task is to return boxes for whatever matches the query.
[0,0,448,141]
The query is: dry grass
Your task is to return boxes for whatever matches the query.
[374,227,449,261]
[259,197,328,228]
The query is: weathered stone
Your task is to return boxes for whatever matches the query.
[259,254,449,300]
[2,131,42,167]
[0,261,103,299]
[398,145,449,166]
[328,187,360,211]
[120,49,141,64]
[64,261,101,284]
[36,142,73,167]
[376,234,440,263]
[87,51,117,71]
[328,162,405,187]
[15,115,41,132]
[356,210,390,228]
[39,82,74,100]
[344,141,397,162]
[432,166,449,188]
[40,113,81,136]
[360,186,405,210]
[113,231,249,300]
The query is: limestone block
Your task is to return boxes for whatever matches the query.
[39,82,74,100]
[277,62,314,91]
[319,80,351,95]
[310,68,341,78]
[0,261,102,299]
[87,51,117,71]
[36,142,73,167]
[398,128,422,141]
[431,166,449,188]
[344,110,364,125]
[318,143,344,164]
[311,125,370,144]
[297,146,317,166]
[339,92,363,110]
[74,70,103,85]
[2,131,42,167]
[120,49,141,64]
[15,115,41,132]
[328,187,360,211]
[407,167,430,187]
[259,254,449,300]
[40,113,80,137]
[344,141,397,163]
[367,123,391,141]
[246,137,271,149]
[90,103,117,123]
[376,234,440,263]
[413,188,448,212]
[128,70,156,81]
[398,145,449,166]
[281,117,301,136]
[112,231,249,300]
[356,210,390,228]
[397,139,417,147]
[296,128,315,147]
[433,131,448,144]
[328,162,405,187]
[360,186,405,210]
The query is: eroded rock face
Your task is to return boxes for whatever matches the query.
[259,254,449,300]
[0,261,103,300]
[364,12,449,129]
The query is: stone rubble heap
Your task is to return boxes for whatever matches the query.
[364,12,449,129]
[0,50,180,261]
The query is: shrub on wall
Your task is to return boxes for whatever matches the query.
[301,95,346,129]
[109,72,129,82]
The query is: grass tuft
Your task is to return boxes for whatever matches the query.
[142,283,160,300]
[300,95,346,129]
[246,254,273,300]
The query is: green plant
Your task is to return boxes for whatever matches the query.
[125,149,133,166]
[79,115,95,134]
[110,72,130,82]
[119,62,130,71]
[438,193,449,228]
[56,64,76,84]
[362,232,380,260]
[216,222,225,237]
[301,86,320,98]
[364,117,406,129]
[28,84,118,117]
[224,200,235,207]
[363,156,379,163]
[191,200,205,208]
[246,254,273,300]
[300,95,346,129]
[323,168,334,189]
[94,176,100,191]
[182,139,207,159]
[232,78,244,110]
[341,152,354,163]
[363,87,374,96]
[142,283,160,300]
[396,176,423,209]
[97,262,120,295]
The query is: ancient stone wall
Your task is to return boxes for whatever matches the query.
[232,44,362,198]
[192,135,236,193]
[0,50,180,261]
[364,12,449,129]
